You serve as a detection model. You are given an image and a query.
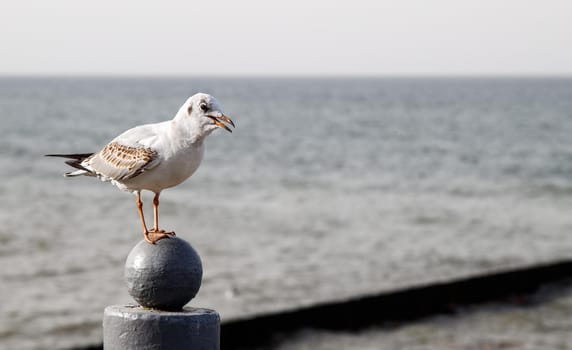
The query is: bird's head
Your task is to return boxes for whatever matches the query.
[178,93,234,138]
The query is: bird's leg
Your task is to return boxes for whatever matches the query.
[136,192,153,243]
[149,192,175,238]
[152,192,161,233]
[136,192,171,244]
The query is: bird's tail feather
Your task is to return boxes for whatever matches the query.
[45,153,94,160]
[64,169,92,177]
[45,153,95,177]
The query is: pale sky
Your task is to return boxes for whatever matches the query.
[1,0,571,76]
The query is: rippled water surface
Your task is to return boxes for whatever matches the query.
[1,77,572,349]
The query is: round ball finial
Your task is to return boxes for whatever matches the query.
[125,237,203,310]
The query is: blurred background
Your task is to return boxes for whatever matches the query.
[1,1,572,349]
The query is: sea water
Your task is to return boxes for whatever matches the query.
[1,77,572,349]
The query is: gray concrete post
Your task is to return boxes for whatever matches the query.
[103,236,220,350]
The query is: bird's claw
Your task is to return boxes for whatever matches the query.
[149,228,176,235]
[144,230,176,244]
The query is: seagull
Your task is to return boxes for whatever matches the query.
[46,93,234,244]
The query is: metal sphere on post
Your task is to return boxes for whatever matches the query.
[125,236,203,310]
[103,236,220,350]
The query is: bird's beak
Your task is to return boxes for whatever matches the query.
[208,114,235,133]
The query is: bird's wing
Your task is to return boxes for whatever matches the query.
[85,142,160,181]
[111,123,163,148]
[84,122,169,181]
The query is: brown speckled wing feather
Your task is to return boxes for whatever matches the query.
[87,142,159,181]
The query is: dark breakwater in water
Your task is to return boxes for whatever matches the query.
[72,260,572,350]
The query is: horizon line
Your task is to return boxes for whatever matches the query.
[1,72,572,79]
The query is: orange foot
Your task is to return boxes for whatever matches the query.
[150,229,176,236]
[144,230,176,244]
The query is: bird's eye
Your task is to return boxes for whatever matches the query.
[200,103,208,112]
